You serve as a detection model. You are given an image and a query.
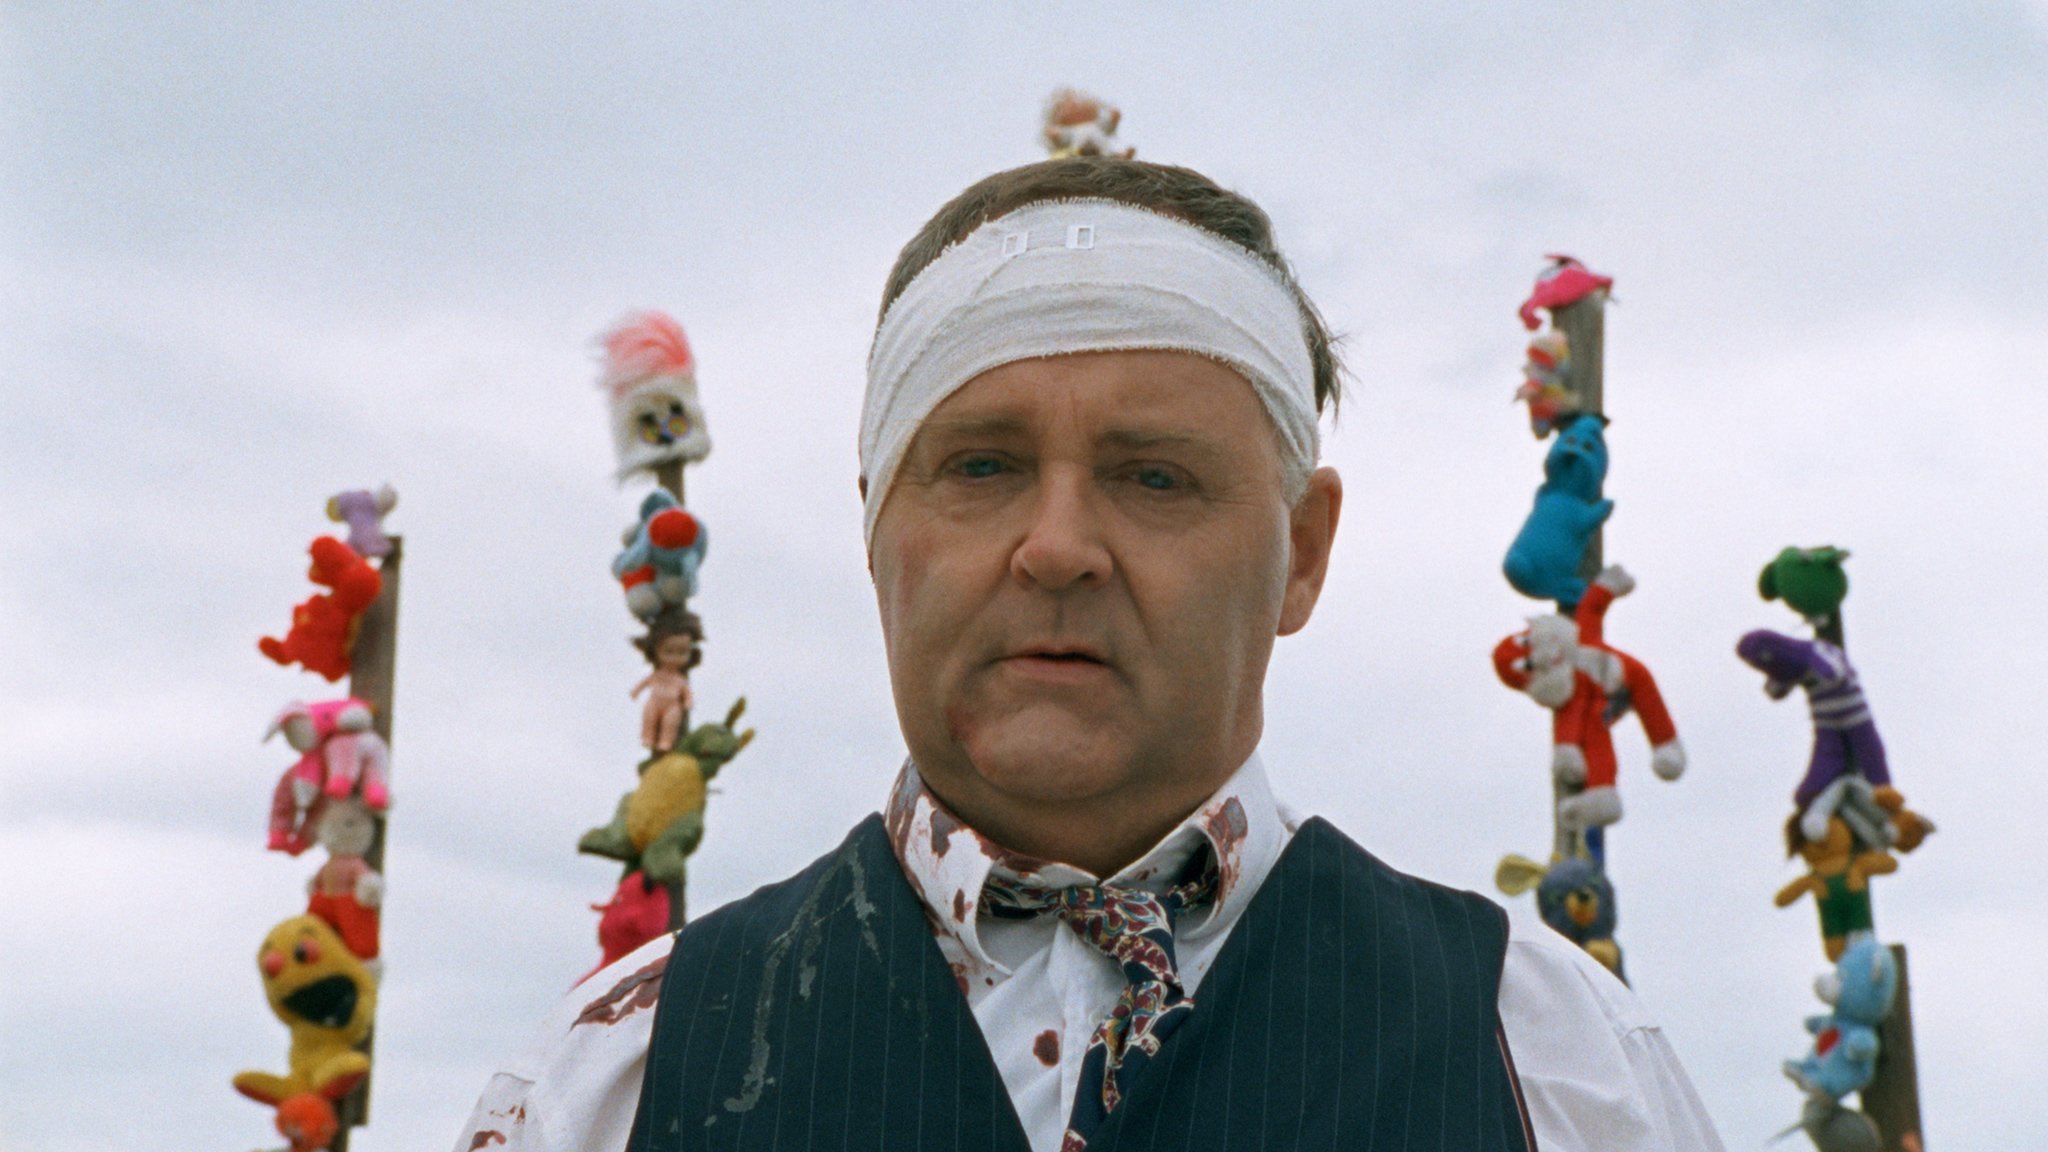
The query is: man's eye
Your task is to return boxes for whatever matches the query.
[953,456,1005,479]
[1133,467,1180,491]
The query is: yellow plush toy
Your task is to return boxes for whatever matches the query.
[233,914,376,1106]
[580,698,753,888]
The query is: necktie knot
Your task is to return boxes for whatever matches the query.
[979,858,1219,1149]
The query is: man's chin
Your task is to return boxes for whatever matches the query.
[953,721,1139,807]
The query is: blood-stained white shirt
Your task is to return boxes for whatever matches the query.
[454,755,1725,1152]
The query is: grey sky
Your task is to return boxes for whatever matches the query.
[3,5,2044,1150]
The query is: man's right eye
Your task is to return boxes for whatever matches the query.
[953,456,1005,479]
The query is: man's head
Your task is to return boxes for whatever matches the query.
[862,159,1344,872]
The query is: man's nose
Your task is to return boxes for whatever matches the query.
[1010,469,1112,592]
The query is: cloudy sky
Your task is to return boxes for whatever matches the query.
[3,5,2045,1150]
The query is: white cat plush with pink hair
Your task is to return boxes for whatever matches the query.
[597,311,711,481]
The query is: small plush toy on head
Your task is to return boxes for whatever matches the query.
[582,869,673,984]
[233,914,376,1108]
[258,537,383,682]
[1776,813,1898,961]
[1042,88,1136,159]
[1502,413,1613,610]
[1760,545,1851,643]
[613,489,709,622]
[598,311,710,482]
[1784,935,1898,1102]
[264,698,391,855]
[324,484,398,560]
[1518,254,1613,331]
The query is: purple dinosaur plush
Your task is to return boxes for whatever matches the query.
[1735,629,1890,808]
[325,485,398,559]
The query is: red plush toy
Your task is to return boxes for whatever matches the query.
[259,537,383,682]
[581,870,671,984]
[1493,566,1685,829]
[1518,254,1614,331]
[275,1093,341,1152]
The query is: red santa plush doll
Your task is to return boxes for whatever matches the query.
[1493,565,1685,829]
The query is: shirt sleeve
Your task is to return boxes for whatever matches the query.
[450,934,675,1152]
[1497,907,1725,1152]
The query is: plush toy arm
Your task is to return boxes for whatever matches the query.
[1552,743,1589,785]
[355,870,385,908]
[1651,740,1687,781]
[1848,851,1899,889]
[631,675,652,699]
[1764,678,1795,700]
[1594,564,1635,598]
[1804,1014,1831,1035]
[1775,876,1820,907]
[1842,1030,1880,1062]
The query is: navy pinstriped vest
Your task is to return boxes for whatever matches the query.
[626,814,1536,1152]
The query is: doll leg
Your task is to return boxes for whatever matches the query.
[655,704,682,752]
[1844,722,1890,789]
[323,734,363,800]
[269,772,300,851]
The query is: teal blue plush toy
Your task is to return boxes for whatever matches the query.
[1784,935,1898,1102]
[612,489,709,622]
[1503,413,1612,610]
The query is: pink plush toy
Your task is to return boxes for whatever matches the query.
[581,870,672,984]
[265,698,392,855]
[1518,255,1614,331]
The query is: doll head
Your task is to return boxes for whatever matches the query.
[1522,615,1580,709]
[598,312,712,480]
[634,611,704,671]
[315,799,377,858]
[1760,547,1850,630]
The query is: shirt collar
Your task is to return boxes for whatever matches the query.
[883,752,1289,975]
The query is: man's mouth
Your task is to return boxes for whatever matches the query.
[1002,645,1113,680]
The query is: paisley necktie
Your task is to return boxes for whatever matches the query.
[983,858,1219,1151]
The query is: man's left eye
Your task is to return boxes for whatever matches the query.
[955,456,1005,479]
[1133,467,1180,491]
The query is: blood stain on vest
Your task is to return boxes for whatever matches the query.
[953,889,969,922]
[468,1131,507,1150]
[1034,1029,1061,1066]
[574,952,668,1029]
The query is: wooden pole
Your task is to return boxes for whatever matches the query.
[331,536,402,1151]
[1550,294,1605,862]
[652,461,691,931]
[1861,943,1924,1151]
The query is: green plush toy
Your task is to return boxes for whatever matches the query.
[579,698,754,888]
[1759,546,1850,642]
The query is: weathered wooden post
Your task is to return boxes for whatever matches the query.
[331,536,401,1150]
[1861,943,1924,1152]
[1550,293,1604,862]
[653,458,690,930]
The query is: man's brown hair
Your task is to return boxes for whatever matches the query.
[879,157,1343,415]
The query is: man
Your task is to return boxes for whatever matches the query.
[458,158,1724,1152]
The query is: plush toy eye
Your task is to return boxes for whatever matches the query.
[294,938,320,965]
[636,413,664,444]
[664,410,692,438]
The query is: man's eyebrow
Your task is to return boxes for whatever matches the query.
[1097,428,1215,451]
[916,415,1032,440]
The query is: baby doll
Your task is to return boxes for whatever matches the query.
[632,614,702,752]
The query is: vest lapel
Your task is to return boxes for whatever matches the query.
[628,815,1033,1152]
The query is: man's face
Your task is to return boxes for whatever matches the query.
[870,349,1338,849]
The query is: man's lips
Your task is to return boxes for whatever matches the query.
[998,645,1114,683]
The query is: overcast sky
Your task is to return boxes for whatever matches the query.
[3,5,2045,1150]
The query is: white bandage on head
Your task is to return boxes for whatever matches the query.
[859,198,1321,546]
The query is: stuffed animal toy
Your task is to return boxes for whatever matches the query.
[1496,853,1624,979]
[1042,88,1135,159]
[597,311,711,482]
[1777,814,1898,962]
[233,914,376,1108]
[274,1092,342,1152]
[1502,413,1613,609]
[1493,566,1684,831]
[612,489,709,622]
[307,799,383,961]
[580,699,754,889]
[582,870,673,984]
[325,484,398,560]
[1737,628,1892,811]
[1515,331,1579,438]
[259,537,383,682]
[1785,935,1898,1102]
[632,614,702,751]
[265,698,391,856]
[1518,254,1613,331]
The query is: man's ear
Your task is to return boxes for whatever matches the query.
[1278,467,1342,637]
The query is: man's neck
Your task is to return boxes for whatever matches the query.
[917,768,1239,880]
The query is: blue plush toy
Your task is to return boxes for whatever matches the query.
[1784,935,1898,1102]
[1494,852,1625,980]
[612,489,710,622]
[1503,413,1613,609]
